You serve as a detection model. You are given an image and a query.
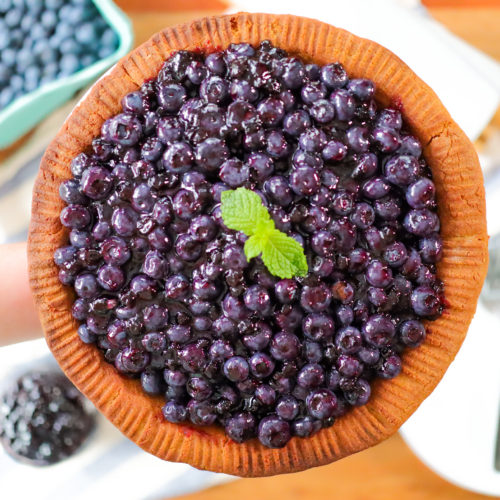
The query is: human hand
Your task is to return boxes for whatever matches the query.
[0,242,42,347]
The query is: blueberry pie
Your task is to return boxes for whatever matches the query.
[28,13,488,476]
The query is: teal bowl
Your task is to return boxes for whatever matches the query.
[0,0,133,150]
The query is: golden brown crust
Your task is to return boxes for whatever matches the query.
[28,13,488,477]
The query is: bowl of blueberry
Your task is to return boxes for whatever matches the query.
[27,13,488,477]
[0,0,133,149]
[0,369,96,466]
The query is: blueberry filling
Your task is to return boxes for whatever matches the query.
[54,41,444,449]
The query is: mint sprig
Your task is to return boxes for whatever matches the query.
[221,188,308,279]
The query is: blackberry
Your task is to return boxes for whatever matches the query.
[0,371,95,466]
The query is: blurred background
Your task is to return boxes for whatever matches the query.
[1,0,500,499]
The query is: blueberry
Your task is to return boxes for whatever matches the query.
[219,158,249,187]
[0,87,14,109]
[129,274,156,300]
[223,356,249,382]
[358,347,380,365]
[111,206,137,237]
[366,260,393,288]
[399,319,426,347]
[205,52,226,74]
[133,366,160,394]
[257,97,285,126]
[337,354,363,378]
[74,273,98,299]
[344,378,371,406]
[222,294,250,321]
[362,177,391,199]
[249,352,275,379]
[403,209,440,237]
[247,152,274,182]
[411,286,442,317]
[195,138,228,171]
[310,99,335,123]
[102,114,142,146]
[384,155,419,186]
[398,135,422,157]
[142,332,167,353]
[242,322,272,351]
[274,279,298,304]
[419,233,443,263]
[302,313,334,341]
[200,75,229,104]
[347,79,375,101]
[321,63,348,89]
[352,152,378,179]
[101,28,118,52]
[406,178,436,209]
[258,415,291,448]
[5,7,23,29]
[227,100,259,131]
[297,364,324,389]
[322,140,347,163]
[255,384,276,406]
[265,130,289,158]
[77,324,96,344]
[270,332,300,361]
[281,58,305,89]
[163,142,193,173]
[346,125,370,152]
[292,417,321,438]
[330,89,356,121]
[244,285,272,315]
[158,83,186,112]
[335,326,362,354]
[362,314,395,347]
[384,242,408,267]
[74,21,98,45]
[299,128,327,153]
[306,389,337,419]
[60,205,91,229]
[377,353,402,379]
[225,413,256,443]
[300,284,332,313]
[290,166,320,196]
[376,109,402,130]
[178,344,207,373]
[162,401,187,423]
[283,109,311,136]
[301,81,327,105]
[276,395,300,420]
[1,47,16,68]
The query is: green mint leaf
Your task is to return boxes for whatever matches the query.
[220,187,270,236]
[244,234,264,261]
[221,187,309,279]
[261,229,308,279]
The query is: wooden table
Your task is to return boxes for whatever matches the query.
[111,3,500,499]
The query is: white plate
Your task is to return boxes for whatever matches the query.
[401,304,500,497]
